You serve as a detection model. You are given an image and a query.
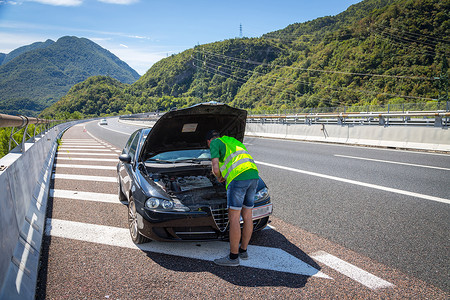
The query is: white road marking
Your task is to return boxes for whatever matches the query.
[60,145,106,148]
[256,161,450,205]
[334,154,450,171]
[311,251,394,290]
[55,157,118,162]
[52,174,117,183]
[57,152,118,156]
[50,189,118,203]
[94,125,130,135]
[58,148,113,152]
[45,218,330,278]
[54,164,116,170]
[61,142,102,145]
[254,137,450,157]
[62,139,96,142]
[266,224,276,230]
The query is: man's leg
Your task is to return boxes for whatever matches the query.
[240,207,253,251]
[228,208,241,255]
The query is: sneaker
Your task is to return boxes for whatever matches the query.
[214,255,239,267]
[239,251,248,260]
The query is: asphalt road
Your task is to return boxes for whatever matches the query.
[245,136,450,292]
[36,118,449,298]
[89,117,450,291]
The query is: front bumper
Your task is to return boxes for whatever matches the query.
[138,199,272,241]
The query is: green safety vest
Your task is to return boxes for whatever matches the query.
[218,136,258,189]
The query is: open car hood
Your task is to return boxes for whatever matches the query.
[140,102,247,161]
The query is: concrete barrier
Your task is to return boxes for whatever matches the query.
[0,122,76,299]
[121,117,450,152]
[246,123,450,152]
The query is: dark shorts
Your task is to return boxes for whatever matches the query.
[227,178,258,210]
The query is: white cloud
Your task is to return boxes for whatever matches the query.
[97,0,138,4]
[119,44,128,48]
[127,35,150,40]
[28,0,83,6]
[2,1,21,5]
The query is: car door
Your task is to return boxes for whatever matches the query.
[119,130,141,194]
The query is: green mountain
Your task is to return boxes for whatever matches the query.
[42,0,449,119]
[0,39,55,66]
[0,36,140,116]
[41,75,132,119]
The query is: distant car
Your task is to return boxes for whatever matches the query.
[99,119,108,125]
[117,102,272,243]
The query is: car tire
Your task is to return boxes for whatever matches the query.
[128,197,150,244]
[118,181,127,203]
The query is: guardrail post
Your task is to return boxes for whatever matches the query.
[434,116,442,127]
[446,101,449,127]
[8,126,23,152]
[21,124,30,152]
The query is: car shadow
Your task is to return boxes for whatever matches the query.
[35,180,55,299]
[141,228,323,288]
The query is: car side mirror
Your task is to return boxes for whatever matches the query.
[119,153,132,164]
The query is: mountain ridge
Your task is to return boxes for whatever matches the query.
[0,36,140,116]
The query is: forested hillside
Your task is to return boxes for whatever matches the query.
[41,0,449,119]
[41,76,133,119]
[0,36,140,116]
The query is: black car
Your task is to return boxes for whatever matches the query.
[117,102,272,243]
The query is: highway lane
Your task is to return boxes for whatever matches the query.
[86,118,450,292]
[245,137,450,292]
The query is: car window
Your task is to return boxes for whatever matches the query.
[128,133,140,160]
[146,149,211,163]
[125,131,139,153]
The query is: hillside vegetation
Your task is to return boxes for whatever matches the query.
[41,0,448,119]
[0,36,140,116]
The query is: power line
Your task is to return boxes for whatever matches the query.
[196,49,435,81]
[374,23,450,45]
[370,25,449,56]
[192,54,436,101]
[192,57,327,104]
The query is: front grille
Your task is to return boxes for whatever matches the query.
[211,203,228,232]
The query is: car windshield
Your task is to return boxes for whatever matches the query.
[145,149,211,163]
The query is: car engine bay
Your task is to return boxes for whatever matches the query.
[145,166,227,207]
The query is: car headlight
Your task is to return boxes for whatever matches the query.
[161,200,173,210]
[145,197,189,212]
[146,198,160,209]
[254,187,269,202]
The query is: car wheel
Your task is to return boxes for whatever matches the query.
[128,197,150,244]
[118,181,127,202]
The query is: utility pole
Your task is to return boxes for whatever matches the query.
[240,23,243,38]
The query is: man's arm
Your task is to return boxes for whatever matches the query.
[211,158,225,182]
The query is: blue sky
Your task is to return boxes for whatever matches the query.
[0,0,362,75]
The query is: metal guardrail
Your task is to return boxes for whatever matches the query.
[119,112,160,122]
[247,111,450,128]
[0,113,54,153]
[0,114,49,128]
[119,109,450,128]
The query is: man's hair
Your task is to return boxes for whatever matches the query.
[205,130,220,141]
